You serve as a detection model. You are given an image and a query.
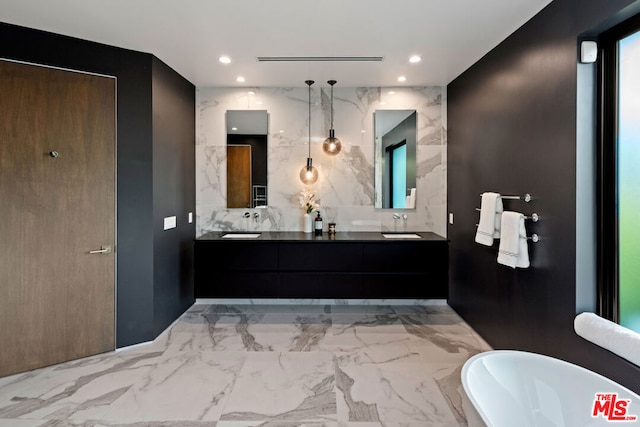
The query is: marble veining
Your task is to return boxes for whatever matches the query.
[195,86,447,237]
[0,303,491,426]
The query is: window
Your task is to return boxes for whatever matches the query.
[599,14,640,331]
[388,141,407,208]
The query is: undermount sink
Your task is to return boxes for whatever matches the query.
[222,233,262,239]
[382,233,422,239]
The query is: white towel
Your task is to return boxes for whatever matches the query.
[575,312,640,367]
[407,188,416,209]
[475,192,503,246]
[497,211,529,268]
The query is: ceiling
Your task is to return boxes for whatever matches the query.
[0,0,552,88]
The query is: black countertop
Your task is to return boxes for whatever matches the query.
[196,231,448,242]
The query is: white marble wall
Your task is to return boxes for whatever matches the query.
[196,86,447,237]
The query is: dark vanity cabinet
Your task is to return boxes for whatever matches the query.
[278,242,364,298]
[194,239,279,297]
[194,232,448,299]
[362,242,448,298]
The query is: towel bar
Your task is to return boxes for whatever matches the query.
[480,193,532,202]
[473,225,539,243]
[474,208,539,222]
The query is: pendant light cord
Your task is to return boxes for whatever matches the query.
[328,80,336,130]
[309,82,311,158]
[330,83,334,129]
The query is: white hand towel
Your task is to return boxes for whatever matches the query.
[407,188,416,209]
[475,192,503,246]
[497,211,530,268]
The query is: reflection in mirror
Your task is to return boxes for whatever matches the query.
[374,110,417,209]
[226,110,268,208]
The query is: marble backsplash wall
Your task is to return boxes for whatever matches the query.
[196,86,447,237]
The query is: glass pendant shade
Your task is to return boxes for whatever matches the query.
[300,80,319,184]
[322,129,342,156]
[299,158,319,184]
[322,79,342,156]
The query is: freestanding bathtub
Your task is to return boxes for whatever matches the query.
[461,350,640,427]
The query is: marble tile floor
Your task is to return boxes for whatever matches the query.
[0,303,492,427]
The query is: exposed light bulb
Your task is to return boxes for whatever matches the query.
[299,158,319,184]
[322,131,342,156]
[322,79,342,156]
[300,80,319,184]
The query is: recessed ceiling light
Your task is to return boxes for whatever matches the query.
[397,76,407,82]
[279,130,284,133]
[236,76,245,83]
[219,56,231,64]
[361,130,366,133]
[380,101,387,105]
[409,55,422,63]
[248,91,255,95]
[256,101,263,105]
[231,127,238,131]
[388,91,395,95]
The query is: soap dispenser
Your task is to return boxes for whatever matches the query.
[314,211,323,236]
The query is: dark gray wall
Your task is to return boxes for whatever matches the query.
[447,0,640,392]
[152,56,196,336]
[0,22,195,347]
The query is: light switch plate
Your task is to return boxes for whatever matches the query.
[164,216,177,230]
[449,213,454,225]
[188,212,193,223]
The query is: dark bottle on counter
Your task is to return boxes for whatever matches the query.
[314,211,323,236]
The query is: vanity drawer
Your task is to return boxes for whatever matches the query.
[194,272,279,298]
[278,242,363,271]
[363,273,447,298]
[362,241,448,272]
[195,241,278,271]
[279,273,363,298]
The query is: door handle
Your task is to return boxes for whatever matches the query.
[89,245,112,254]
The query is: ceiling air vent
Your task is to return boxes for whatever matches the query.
[256,56,384,62]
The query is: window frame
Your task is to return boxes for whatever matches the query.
[597,13,640,322]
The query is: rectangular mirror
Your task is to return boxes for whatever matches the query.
[226,110,268,208]
[374,110,417,209]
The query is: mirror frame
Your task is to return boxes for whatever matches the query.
[374,110,417,209]
[226,110,269,209]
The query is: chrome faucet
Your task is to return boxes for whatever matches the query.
[243,212,250,218]
[253,212,260,223]
[402,213,408,231]
[393,212,400,232]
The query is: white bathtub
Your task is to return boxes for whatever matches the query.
[461,350,640,427]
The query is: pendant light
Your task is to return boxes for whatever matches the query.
[299,80,319,184]
[322,80,342,156]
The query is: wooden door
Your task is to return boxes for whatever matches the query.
[227,145,252,208]
[0,60,116,377]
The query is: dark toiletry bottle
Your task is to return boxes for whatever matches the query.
[315,211,323,236]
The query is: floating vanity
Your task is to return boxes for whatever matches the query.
[194,231,448,299]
